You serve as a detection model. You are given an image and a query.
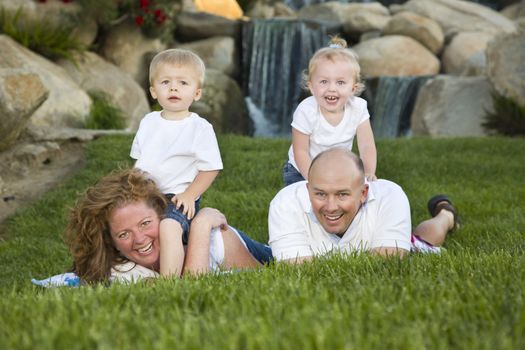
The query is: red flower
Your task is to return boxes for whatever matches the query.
[135,15,144,26]
[139,0,150,9]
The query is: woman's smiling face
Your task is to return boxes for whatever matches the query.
[109,200,162,271]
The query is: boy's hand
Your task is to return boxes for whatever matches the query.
[172,192,196,219]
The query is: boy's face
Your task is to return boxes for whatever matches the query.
[149,63,202,120]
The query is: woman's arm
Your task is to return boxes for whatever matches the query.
[182,208,227,276]
[292,128,311,180]
[356,120,377,181]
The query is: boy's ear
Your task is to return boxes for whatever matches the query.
[194,88,202,101]
[149,86,157,100]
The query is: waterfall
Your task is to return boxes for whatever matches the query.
[364,76,432,138]
[242,18,328,136]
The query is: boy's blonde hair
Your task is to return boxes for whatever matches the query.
[303,36,365,96]
[149,48,206,87]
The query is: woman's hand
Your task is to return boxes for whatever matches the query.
[192,207,228,231]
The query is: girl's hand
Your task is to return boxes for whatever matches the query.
[365,173,377,181]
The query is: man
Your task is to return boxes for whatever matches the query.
[268,148,459,263]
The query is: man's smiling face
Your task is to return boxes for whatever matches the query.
[307,149,368,236]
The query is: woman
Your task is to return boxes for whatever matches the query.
[65,168,272,284]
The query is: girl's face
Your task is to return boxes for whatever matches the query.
[149,63,202,120]
[109,200,161,271]
[308,57,357,118]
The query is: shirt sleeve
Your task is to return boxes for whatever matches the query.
[268,189,313,261]
[354,97,371,126]
[194,122,223,171]
[290,98,316,135]
[369,182,412,251]
[130,125,143,159]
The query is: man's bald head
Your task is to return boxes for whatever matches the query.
[309,148,365,184]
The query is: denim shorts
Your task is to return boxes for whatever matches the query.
[164,194,200,244]
[282,162,305,187]
[234,228,273,264]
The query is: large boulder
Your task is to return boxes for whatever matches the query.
[297,2,345,24]
[190,69,249,134]
[394,0,517,38]
[411,75,493,137]
[298,2,390,34]
[382,11,444,54]
[99,20,166,89]
[193,0,244,20]
[0,69,48,151]
[59,52,151,131]
[0,35,91,128]
[352,35,440,78]
[175,11,242,42]
[340,2,391,35]
[501,1,525,20]
[486,30,525,107]
[442,31,494,75]
[178,36,237,77]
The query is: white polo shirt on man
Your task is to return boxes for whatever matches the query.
[268,179,412,261]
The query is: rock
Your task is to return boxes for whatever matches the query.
[382,11,444,54]
[411,75,493,137]
[274,3,296,17]
[193,0,244,20]
[99,20,166,90]
[0,34,91,128]
[0,69,48,151]
[353,35,440,78]
[178,36,237,77]
[340,2,391,35]
[298,2,390,34]
[486,30,525,107]
[460,51,487,77]
[396,0,517,38]
[501,1,525,20]
[59,52,150,131]
[175,11,242,42]
[191,69,249,134]
[245,2,275,19]
[297,2,345,24]
[442,31,494,75]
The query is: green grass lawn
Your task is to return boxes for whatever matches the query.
[0,135,524,349]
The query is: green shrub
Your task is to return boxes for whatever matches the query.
[84,91,126,130]
[483,93,525,136]
[0,7,85,61]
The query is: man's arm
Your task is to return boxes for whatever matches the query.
[370,247,408,257]
[268,187,314,263]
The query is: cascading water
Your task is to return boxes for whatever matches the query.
[242,18,328,136]
[363,76,432,138]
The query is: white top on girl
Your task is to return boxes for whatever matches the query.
[287,95,370,171]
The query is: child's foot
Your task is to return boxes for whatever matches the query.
[427,194,461,233]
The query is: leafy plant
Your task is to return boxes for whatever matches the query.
[84,91,126,130]
[483,93,525,136]
[0,7,85,61]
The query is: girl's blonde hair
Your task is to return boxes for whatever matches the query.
[64,168,167,284]
[303,36,365,96]
[149,48,206,86]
